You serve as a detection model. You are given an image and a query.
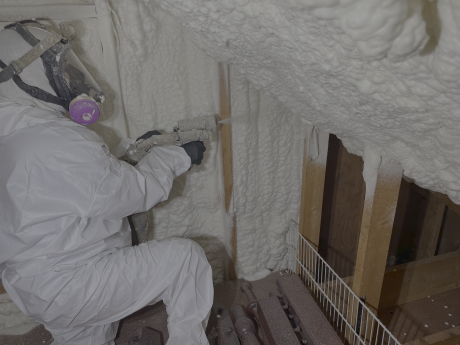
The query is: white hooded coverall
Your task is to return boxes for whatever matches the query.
[0,27,213,345]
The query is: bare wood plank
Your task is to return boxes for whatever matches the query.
[404,325,460,345]
[437,208,460,255]
[339,251,460,308]
[380,250,460,309]
[431,335,460,345]
[416,193,446,260]
[299,128,329,250]
[352,155,403,312]
[219,63,237,280]
[320,136,365,278]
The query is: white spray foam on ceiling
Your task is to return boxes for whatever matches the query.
[148,0,460,203]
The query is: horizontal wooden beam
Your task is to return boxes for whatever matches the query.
[404,325,460,345]
[431,335,460,345]
[380,251,460,309]
[337,251,460,309]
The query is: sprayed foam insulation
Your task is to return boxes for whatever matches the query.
[2,0,460,335]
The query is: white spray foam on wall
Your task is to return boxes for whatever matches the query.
[107,0,231,283]
[229,68,305,277]
[106,0,306,281]
[148,0,460,205]
[0,294,39,335]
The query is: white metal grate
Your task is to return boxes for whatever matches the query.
[286,220,401,345]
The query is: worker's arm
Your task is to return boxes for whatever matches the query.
[38,138,191,221]
[90,145,191,219]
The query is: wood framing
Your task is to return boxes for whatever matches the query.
[416,193,446,260]
[299,128,329,249]
[431,336,460,345]
[380,250,460,309]
[0,282,6,295]
[319,136,365,278]
[218,63,237,280]
[352,156,403,312]
[404,325,460,345]
[441,193,460,217]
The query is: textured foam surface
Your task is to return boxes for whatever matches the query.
[149,0,460,204]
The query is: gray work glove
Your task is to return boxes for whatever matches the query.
[136,130,161,141]
[182,141,206,165]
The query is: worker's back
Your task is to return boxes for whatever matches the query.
[0,96,131,289]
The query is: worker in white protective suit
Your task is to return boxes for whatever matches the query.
[0,20,213,345]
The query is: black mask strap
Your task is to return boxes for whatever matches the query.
[0,57,66,108]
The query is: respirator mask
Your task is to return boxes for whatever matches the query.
[0,20,104,125]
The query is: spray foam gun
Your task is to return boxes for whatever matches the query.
[121,114,219,165]
[121,114,219,245]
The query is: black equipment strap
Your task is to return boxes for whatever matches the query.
[0,57,66,107]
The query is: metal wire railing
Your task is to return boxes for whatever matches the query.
[286,220,401,345]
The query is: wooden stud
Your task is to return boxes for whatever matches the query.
[219,63,237,280]
[416,193,446,260]
[380,250,460,308]
[319,136,366,278]
[0,282,6,295]
[299,128,329,250]
[442,194,460,217]
[352,155,403,312]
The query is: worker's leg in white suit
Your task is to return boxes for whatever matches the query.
[42,238,213,345]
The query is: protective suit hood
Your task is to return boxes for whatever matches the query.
[0,95,65,138]
[0,26,67,113]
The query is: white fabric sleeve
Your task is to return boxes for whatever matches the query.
[37,140,191,221]
[111,138,136,158]
[88,145,191,219]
